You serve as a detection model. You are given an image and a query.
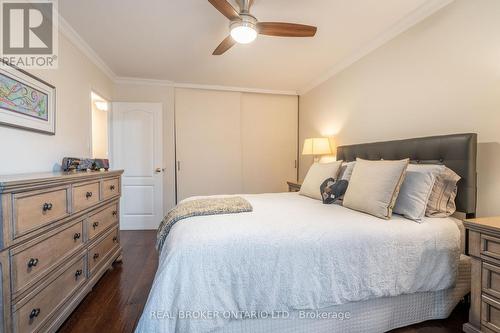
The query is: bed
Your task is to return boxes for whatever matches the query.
[136,133,477,333]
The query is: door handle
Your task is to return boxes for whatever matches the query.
[155,168,165,173]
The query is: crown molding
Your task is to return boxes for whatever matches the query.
[113,77,297,95]
[58,15,117,80]
[298,0,455,95]
[173,82,297,96]
[114,77,174,87]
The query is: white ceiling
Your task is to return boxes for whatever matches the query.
[59,0,438,92]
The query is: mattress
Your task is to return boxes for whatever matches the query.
[217,254,471,333]
[136,192,464,333]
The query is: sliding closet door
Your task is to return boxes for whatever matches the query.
[241,93,298,193]
[175,88,242,201]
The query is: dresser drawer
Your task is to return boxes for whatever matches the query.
[484,262,500,300]
[482,294,500,332]
[13,255,86,333]
[102,178,120,200]
[87,202,118,240]
[88,227,119,274]
[11,221,84,295]
[482,234,500,261]
[13,187,70,237]
[73,181,100,212]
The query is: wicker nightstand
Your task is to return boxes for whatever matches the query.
[464,216,500,333]
[287,181,302,192]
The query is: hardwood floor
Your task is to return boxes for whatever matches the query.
[58,230,468,333]
[58,230,159,333]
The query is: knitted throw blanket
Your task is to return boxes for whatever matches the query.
[156,197,253,252]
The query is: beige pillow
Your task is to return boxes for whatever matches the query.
[299,161,343,200]
[425,167,461,217]
[343,158,409,219]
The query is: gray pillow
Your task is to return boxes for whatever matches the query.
[393,164,444,222]
[343,158,409,219]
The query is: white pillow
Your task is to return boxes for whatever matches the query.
[300,161,343,200]
[343,158,409,219]
[393,164,445,222]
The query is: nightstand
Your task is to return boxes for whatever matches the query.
[287,181,302,192]
[464,217,500,333]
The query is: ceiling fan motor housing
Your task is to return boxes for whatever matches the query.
[230,13,257,32]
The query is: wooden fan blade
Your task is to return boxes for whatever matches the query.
[208,0,240,20]
[257,22,317,37]
[213,36,237,55]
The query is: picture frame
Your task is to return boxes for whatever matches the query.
[0,61,56,135]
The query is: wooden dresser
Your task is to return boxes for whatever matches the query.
[0,170,123,333]
[464,217,500,333]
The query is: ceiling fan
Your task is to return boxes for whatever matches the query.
[208,0,317,55]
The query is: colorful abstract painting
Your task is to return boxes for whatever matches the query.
[0,72,48,121]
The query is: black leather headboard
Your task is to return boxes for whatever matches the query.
[336,133,477,215]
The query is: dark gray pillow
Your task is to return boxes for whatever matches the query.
[320,178,349,204]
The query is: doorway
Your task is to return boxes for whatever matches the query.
[91,91,110,159]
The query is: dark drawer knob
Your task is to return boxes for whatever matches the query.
[42,203,53,212]
[29,308,40,319]
[93,253,99,260]
[73,232,81,240]
[110,185,115,190]
[75,269,83,278]
[92,221,99,229]
[27,258,39,268]
[112,236,118,243]
[86,191,93,199]
[112,210,117,216]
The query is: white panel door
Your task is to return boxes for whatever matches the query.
[175,88,242,201]
[111,103,163,230]
[241,93,298,193]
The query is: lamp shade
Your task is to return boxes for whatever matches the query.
[302,138,332,155]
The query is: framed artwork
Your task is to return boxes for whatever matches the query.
[0,61,56,134]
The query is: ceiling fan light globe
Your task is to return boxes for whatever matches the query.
[230,25,257,44]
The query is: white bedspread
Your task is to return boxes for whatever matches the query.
[136,193,461,333]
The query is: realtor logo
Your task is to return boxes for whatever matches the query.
[0,0,58,68]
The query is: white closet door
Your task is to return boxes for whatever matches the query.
[175,88,242,201]
[241,93,298,193]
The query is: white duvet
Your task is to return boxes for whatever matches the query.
[136,192,461,333]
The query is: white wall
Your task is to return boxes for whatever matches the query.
[0,32,113,174]
[299,0,500,217]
